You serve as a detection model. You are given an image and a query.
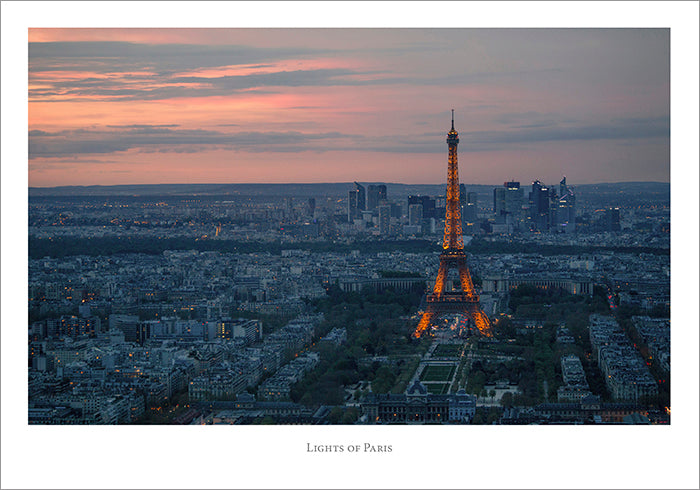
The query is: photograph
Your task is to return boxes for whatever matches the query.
[26,26,671,427]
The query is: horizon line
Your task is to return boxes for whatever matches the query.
[28,180,671,190]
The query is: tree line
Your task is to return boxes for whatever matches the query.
[29,235,668,259]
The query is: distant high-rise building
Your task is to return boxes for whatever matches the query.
[559,176,568,196]
[354,182,365,211]
[348,190,358,221]
[408,195,436,219]
[556,177,576,234]
[604,207,621,232]
[348,182,365,221]
[530,180,550,231]
[408,203,423,226]
[378,204,391,236]
[367,184,387,211]
[308,198,316,217]
[459,184,467,208]
[493,181,523,229]
[504,181,523,216]
[463,191,478,224]
[493,187,506,223]
[548,187,559,230]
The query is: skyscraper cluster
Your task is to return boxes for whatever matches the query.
[492,177,576,234]
[345,176,576,239]
[347,183,396,236]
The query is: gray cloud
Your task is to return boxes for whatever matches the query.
[30,116,668,160]
[30,42,403,101]
[347,116,670,155]
[465,117,669,145]
[29,125,356,158]
[30,39,567,104]
[106,124,180,129]
[29,42,324,74]
[29,30,669,107]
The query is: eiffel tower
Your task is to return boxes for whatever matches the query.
[414,111,492,338]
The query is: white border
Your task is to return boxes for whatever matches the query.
[3,2,698,489]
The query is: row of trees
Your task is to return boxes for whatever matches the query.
[29,236,439,259]
[467,238,669,257]
[30,235,669,260]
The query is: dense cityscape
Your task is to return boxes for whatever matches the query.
[28,179,670,425]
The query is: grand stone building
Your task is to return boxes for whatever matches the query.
[361,380,476,424]
[481,273,594,296]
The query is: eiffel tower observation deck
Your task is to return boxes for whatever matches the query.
[414,111,492,338]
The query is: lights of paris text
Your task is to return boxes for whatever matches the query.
[306,443,393,453]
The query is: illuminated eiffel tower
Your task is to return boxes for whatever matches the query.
[414,111,492,338]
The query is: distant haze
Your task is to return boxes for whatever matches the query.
[28,29,670,187]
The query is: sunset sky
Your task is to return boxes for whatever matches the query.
[28,28,670,187]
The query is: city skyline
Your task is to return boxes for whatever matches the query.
[28,28,670,187]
